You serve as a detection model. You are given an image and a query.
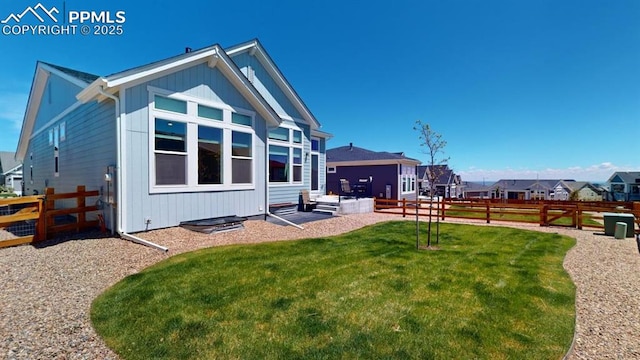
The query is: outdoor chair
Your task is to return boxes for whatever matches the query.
[300,190,316,212]
[340,179,355,198]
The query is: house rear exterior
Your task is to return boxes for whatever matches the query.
[16,39,330,234]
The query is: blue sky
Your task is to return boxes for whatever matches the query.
[0,0,638,182]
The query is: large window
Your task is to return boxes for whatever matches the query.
[149,88,256,192]
[268,126,304,184]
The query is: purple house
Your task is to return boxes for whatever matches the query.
[326,144,421,200]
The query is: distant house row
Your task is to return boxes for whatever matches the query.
[462,173,640,202]
[323,143,640,202]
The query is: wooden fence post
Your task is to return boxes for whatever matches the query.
[402,198,406,218]
[539,204,547,227]
[45,187,55,240]
[77,185,86,233]
[36,196,46,242]
[577,204,583,230]
[441,198,445,220]
[486,202,490,224]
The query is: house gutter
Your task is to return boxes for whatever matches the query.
[97,87,169,252]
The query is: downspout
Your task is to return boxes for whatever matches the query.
[97,87,169,252]
[264,126,303,230]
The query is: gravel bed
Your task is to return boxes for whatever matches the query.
[1,213,639,359]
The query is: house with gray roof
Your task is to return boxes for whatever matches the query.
[15,39,332,242]
[0,152,22,195]
[489,179,570,200]
[416,165,462,198]
[607,171,640,201]
[326,143,420,200]
[552,180,603,201]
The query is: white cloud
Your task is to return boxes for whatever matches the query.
[458,162,638,182]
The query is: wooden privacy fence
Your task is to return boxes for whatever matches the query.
[374,198,640,233]
[0,185,100,249]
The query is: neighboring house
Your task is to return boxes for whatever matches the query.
[0,152,22,195]
[606,171,640,201]
[416,165,462,198]
[461,181,492,199]
[489,179,569,200]
[326,144,420,200]
[552,180,603,201]
[15,39,331,234]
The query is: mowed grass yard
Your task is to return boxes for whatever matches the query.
[91,221,576,360]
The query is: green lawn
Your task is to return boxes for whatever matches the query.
[92,221,576,360]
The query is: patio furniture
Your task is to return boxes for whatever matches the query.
[340,179,355,198]
[299,190,316,212]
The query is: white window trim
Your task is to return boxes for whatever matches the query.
[400,171,416,195]
[148,87,256,193]
[268,124,304,186]
[327,166,336,174]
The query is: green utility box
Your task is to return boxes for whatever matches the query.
[603,213,635,238]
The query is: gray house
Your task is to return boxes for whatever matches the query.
[16,39,331,241]
[0,152,22,195]
[607,171,640,201]
[417,165,461,198]
[490,179,569,200]
[552,180,603,201]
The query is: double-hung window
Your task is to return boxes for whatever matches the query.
[149,89,256,193]
[155,118,187,185]
[268,126,303,183]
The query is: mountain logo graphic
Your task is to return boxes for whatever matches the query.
[1,3,59,24]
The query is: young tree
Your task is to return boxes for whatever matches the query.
[414,120,449,248]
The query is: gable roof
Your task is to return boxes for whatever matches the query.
[461,181,492,192]
[327,144,420,166]
[76,42,281,128]
[0,151,20,174]
[15,61,95,161]
[225,39,321,130]
[41,62,99,84]
[417,165,458,185]
[607,171,640,184]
